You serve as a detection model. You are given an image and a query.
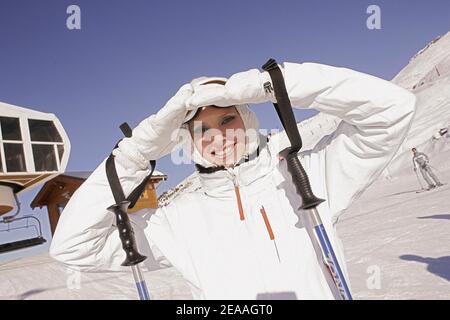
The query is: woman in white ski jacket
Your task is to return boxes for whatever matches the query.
[50,62,416,299]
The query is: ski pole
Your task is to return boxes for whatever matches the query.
[414,168,424,190]
[429,164,442,175]
[107,200,150,300]
[262,58,353,300]
[105,122,153,300]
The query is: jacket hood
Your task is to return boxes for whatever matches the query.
[179,76,261,168]
[181,104,261,168]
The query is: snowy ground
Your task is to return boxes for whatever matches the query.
[339,145,450,299]
[0,253,192,299]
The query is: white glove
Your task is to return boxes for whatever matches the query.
[113,83,193,171]
[186,68,277,110]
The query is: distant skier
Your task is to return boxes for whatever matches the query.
[412,148,443,190]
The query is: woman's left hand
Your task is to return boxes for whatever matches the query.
[186,68,276,109]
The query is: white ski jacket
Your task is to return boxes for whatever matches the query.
[50,62,416,299]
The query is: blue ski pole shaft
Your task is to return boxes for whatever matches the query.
[108,201,151,300]
[308,207,353,300]
[132,265,150,300]
[283,150,353,300]
[414,169,424,190]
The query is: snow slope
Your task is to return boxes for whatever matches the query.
[0,253,192,299]
[339,31,450,299]
[384,31,450,177]
[338,138,450,299]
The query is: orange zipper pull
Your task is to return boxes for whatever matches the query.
[260,206,281,262]
[234,186,245,221]
[260,206,274,240]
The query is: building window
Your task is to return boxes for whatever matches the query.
[28,119,62,142]
[0,117,22,141]
[57,145,64,162]
[4,143,27,172]
[32,144,58,172]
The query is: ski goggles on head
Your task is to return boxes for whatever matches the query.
[183,76,227,124]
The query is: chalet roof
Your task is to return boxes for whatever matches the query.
[30,170,167,209]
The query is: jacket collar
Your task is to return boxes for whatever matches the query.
[197,135,275,198]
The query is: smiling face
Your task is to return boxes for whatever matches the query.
[187,106,247,168]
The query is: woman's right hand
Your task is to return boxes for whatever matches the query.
[113,83,193,172]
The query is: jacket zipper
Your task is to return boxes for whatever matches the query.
[228,168,245,221]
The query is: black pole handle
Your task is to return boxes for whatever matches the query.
[280,148,325,210]
[263,59,325,210]
[107,201,147,266]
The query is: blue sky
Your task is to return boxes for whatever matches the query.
[0,0,449,262]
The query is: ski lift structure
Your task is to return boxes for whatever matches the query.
[0,101,70,254]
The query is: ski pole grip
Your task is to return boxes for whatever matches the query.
[262,58,324,210]
[280,148,325,210]
[107,201,147,267]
